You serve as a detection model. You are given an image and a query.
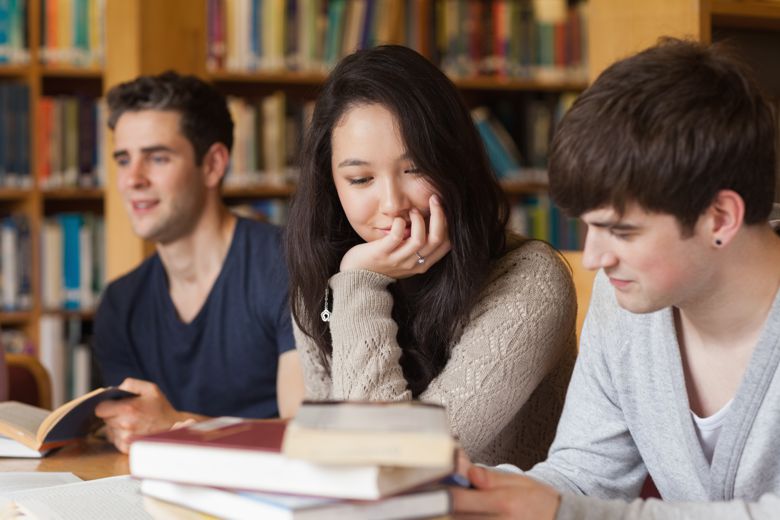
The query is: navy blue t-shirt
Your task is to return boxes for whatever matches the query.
[93,218,295,418]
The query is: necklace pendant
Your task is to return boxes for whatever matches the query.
[320,309,331,322]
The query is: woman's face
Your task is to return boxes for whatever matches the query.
[330,103,439,243]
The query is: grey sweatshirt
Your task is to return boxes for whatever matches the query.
[525,269,780,519]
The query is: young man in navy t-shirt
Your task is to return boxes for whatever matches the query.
[93,72,304,453]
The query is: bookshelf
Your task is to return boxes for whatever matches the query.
[203,0,589,251]
[0,0,105,360]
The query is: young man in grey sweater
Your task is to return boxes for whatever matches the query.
[452,38,780,519]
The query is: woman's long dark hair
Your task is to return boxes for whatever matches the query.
[286,45,509,396]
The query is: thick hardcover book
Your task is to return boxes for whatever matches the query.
[282,401,456,468]
[0,387,136,457]
[130,417,452,500]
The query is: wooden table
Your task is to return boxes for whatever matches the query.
[0,438,127,480]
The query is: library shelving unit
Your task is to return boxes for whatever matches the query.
[203,0,591,253]
[0,0,106,355]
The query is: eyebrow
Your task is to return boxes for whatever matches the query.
[335,152,413,169]
[587,220,641,232]
[112,145,176,160]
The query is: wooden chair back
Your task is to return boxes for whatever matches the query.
[561,251,597,346]
[6,353,52,410]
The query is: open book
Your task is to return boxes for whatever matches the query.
[0,387,136,457]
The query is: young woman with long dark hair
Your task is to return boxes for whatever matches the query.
[286,45,576,468]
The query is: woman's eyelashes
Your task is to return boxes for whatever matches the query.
[347,176,370,185]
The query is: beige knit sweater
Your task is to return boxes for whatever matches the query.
[295,240,578,469]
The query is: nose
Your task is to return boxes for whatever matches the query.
[581,228,618,271]
[119,159,149,191]
[379,176,410,217]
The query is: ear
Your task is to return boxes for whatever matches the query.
[201,142,230,189]
[705,189,745,247]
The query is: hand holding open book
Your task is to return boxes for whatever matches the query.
[0,387,136,457]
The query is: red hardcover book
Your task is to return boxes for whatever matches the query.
[129,417,451,500]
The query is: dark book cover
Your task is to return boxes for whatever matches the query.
[134,419,286,453]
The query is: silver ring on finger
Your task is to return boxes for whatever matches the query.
[415,252,426,265]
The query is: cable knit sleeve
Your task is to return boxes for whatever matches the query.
[327,269,413,400]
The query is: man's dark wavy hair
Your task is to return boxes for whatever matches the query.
[107,70,233,165]
[549,38,776,233]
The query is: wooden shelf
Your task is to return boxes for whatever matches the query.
[453,75,588,92]
[711,0,780,30]
[222,184,296,198]
[41,187,104,200]
[40,65,103,79]
[209,70,327,85]
[41,309,97,320]
[209,69,588,92]
[0,310,33,325]
[0,64,31,77]
[0,188,33,201]
[500,179,550,195]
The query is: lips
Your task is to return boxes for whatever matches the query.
[608,277,632,289]
[130,199,159,212]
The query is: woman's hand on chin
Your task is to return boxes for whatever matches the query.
[340,195,451,278]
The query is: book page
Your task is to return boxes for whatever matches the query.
[0,472,81,493]
[5,476,151,520]
[0,402,49,443]
[0,437,47,458]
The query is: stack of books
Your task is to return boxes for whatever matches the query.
[130,401,458,519]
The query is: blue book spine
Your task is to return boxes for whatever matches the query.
[0,85,6,185]
[472,111,518,178]
[59,213,83,310]
[250,0,260,70]
[0,0,10,63]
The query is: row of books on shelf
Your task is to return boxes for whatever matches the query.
[38,314,96,408]
[41,212,105,312]
[0,0,28,64]
[40,0,105,67]
[231,199,290,226]
[0,0,105,67]
[38,95,106,189]
[226,91,309,187]
[0,89,104,189]
[0,83,31,188]
[0,214,31,311]
[473,92,577,178]
[509,195,584,250]
[207,0,588,80]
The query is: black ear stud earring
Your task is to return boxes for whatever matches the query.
[714,239,723,246]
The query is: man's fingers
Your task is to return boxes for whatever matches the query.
[451,488,507,515]
[469,466,530,489]
[426,194,448,248]
[119,377,155,395]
